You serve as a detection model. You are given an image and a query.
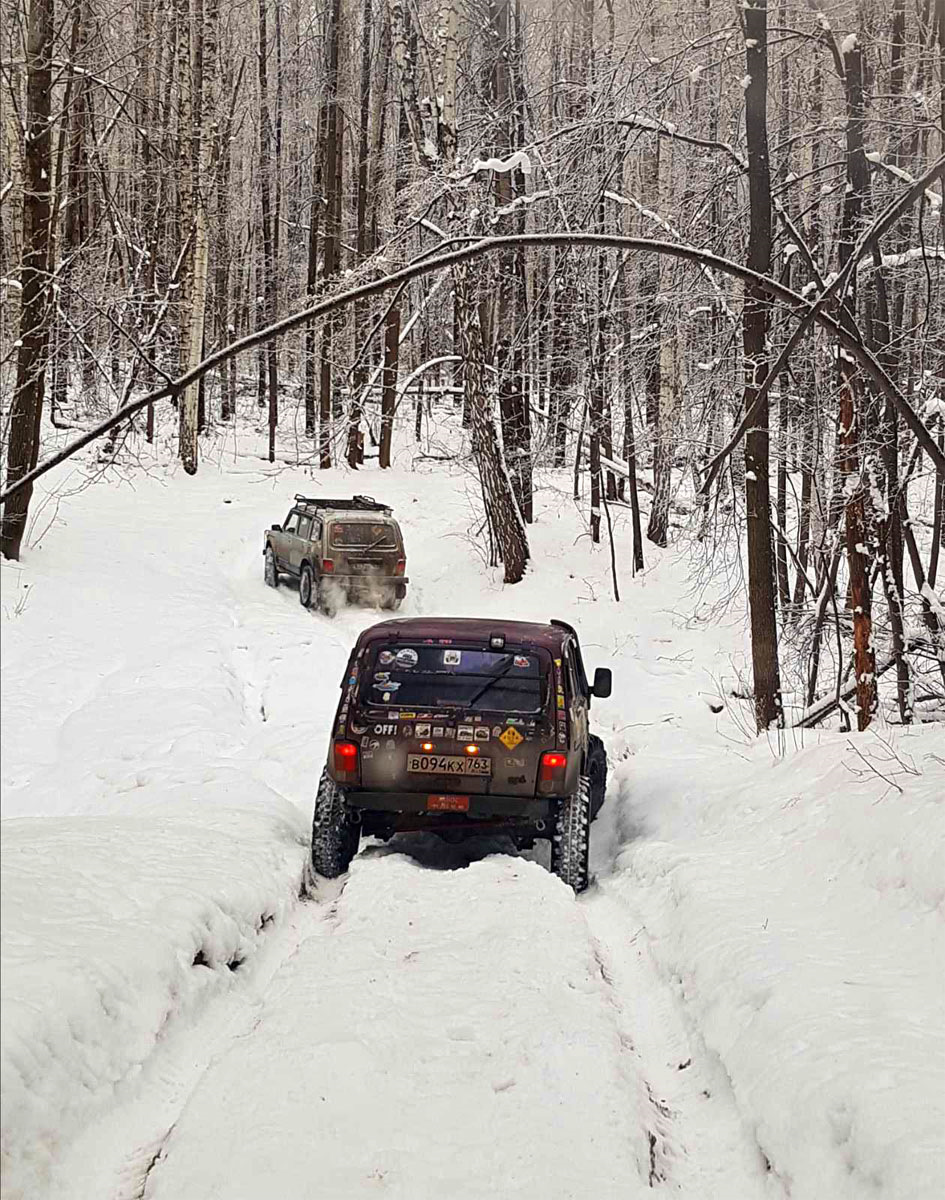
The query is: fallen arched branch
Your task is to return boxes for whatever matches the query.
[3,230,944,508]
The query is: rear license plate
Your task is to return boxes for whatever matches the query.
[427,794,470,812]
[407,753,492,777]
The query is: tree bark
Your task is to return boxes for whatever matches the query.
[258,0,279,463]
[837,38,877,732]
[742,0,782,730]
[2,0,55,560]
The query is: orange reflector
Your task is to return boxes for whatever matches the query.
[421,741,434,752]
[464,744,479,755]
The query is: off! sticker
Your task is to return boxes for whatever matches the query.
[499,726,524,750]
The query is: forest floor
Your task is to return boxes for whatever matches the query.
[2,427,943,1200]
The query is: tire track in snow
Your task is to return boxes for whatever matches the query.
[580,886,782,1198]
[139,853,658,1200]
[43,892,344,1200]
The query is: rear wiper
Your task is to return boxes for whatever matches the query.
[465,655,515,709]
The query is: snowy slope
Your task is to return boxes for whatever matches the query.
[2,449,943,1199]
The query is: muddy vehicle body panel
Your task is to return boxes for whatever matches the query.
[326,617,611,841]
[264,495,407,610]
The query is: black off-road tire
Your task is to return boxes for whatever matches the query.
[380,588,403,611]
[550,775,591,893]
[586,734,608,820]
[264,546,279,588]
[299,564,315,609]
[311,768,360,879]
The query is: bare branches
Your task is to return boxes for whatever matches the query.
[4,228,944,508]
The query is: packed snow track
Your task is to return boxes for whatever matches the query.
[4,463,942,1200]
[51,847,770,1200]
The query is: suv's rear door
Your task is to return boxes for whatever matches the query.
[292,514,313,574]
[355,642,552,798]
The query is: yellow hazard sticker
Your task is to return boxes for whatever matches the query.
[499,726,524,750]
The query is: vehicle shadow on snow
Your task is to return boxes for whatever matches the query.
[359,832,548,873]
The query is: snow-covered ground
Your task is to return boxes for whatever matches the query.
[2,433,943,1199]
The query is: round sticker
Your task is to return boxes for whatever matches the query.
[394,648,419,669]
[378,650,395,665]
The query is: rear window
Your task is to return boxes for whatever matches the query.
[331,521,398,550]
[361,644,545,713]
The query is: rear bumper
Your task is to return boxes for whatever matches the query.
[345,789,555,824]
[333,575,408,589]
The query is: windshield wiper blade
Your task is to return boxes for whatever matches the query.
[465,655,516,709]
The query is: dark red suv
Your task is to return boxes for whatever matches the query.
[308,617,612,891]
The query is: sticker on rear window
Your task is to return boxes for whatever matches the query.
[513,655,529,668]
[395,648,418,669]
[442,649,462,666]
[378,649,395,665]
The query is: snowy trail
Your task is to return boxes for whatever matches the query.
[104,850,769,1200]
[4,460,942,1200]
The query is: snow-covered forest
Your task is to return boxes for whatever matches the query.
[1,0,944,1197]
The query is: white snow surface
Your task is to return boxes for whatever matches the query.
[2,448,944,1199]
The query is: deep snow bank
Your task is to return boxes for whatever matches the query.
[0,802,306,1199]
[605,726,945,1200]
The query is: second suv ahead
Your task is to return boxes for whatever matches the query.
[264,495,408,616]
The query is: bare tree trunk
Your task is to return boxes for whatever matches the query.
[348,0,374,467]
[379,305,399,468]
[258,0,278,463]
[837,38,877,732]
[181,0,217,473]
[2,0,54,560]
[317,0,342,469]
[742,0,782,730]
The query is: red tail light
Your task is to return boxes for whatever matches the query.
[394,559,406,576]
[322,559,335,574]
[333,740,359,781]
[540,751,568,788]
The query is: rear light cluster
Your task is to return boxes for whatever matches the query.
[539,751,568,792]
[322,559,335,573]
[333,740,359,783]
[395,559,406,576]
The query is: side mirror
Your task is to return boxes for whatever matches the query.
[591,667,612,699]
[270,523,282,532]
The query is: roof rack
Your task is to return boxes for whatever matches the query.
[293,494,393,516]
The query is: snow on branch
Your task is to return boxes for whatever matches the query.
[605,189,737,324]
[494,190,550,219]
[468,150,533,177]
[865,152,943,211]
[858,246,945,271]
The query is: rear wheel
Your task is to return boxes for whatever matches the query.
[264,546,279,588]
[380,587,402,611]
[299,564,314,608]
[311,768,360,879]
[550,775,591,893]
[586,734,608,820]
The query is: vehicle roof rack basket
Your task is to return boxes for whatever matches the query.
[293,494,393,515]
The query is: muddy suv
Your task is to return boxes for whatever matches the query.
[309,617,612,892]
[263,495,407,616]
